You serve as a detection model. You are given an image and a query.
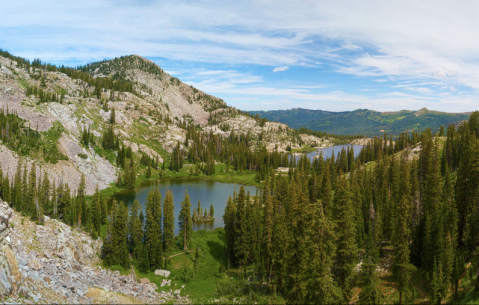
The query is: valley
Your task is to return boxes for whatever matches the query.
[0,48,476,305]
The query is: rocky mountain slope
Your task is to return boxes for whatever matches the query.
[0,199,189,304]
[252,108,470,136]
[0,51,329,195]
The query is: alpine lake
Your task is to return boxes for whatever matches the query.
[113,144,362,235]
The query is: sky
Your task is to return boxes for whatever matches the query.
[2,0,479,112]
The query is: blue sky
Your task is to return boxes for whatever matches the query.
[2,0,479,112]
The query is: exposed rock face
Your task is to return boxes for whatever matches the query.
[0,201,19,296]
[0,199,190,304]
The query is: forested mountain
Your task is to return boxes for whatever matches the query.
[0,47,478,304]
[252,108,470,136]
[0,48,352,196]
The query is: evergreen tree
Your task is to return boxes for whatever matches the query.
[91,185,101,236]
[178,190,192,251]
[321,162,332,218]
[234,186,248,267]
[78,174,87,227]
[302,201,342,304]
[359,222,381,304]
[128,199,143,260]
[101,197,108,225]
[262,183,273,272]
[138,240,149,273]
[430,257,445,305]
[209,204,214,218]
[145,188,163,270]
[332,174,358,300]
[223,196,236,264]
[102,199,129,268]
[392,155,416,304]
[163,190,175,253]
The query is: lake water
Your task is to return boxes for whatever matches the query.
[294,144,363,162]
[114,179,259,235]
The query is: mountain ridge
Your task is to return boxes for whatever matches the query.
[252,107,470,135]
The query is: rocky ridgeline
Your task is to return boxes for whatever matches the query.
[204,116,331,153]
[0,200,189,304]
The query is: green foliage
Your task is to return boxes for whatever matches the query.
[145,188,163,271]
[163,190,175,253]
[0,110,67,164]
[178,190,193,251]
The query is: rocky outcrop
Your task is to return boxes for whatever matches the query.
[0,199,190,304]
[0,201,19,297]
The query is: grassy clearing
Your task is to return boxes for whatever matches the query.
[127,228,226,303]
[290,145,316,153]
[129,228,284,304]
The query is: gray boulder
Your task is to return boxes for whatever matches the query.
[154,269,171,277]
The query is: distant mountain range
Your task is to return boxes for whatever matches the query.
[251,108,471,136]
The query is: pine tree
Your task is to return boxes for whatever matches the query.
[116,201,130,268]
[28,163,37,218]
[110,108,116,124]
[138,240,149,273]
[125,159,136,190]
[321,162,332,218]
[101,196,108,225]
[163,190,175,253]
[78,174,87,227]
[332,174,358,300]
[128,199,143,261]
[146,164,151,178]
[223,195,236,264]
[359,221,381,304]
[91,185,101,236]
[178,190,192,251]
[209,204,214,218]
[262,183,273,272]
[102,199,129,268]
[234,186,248,267]
[145,188,163,270]
[392,154,416,304]
[302,201,342,304]
[430,257,445,305]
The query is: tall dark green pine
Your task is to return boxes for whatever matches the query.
[321,162,332,218]
[162,190,175,253]
[233,186,248,267]
[392,154,416,305]
[223,195,236,265]
[302,201,342,304]
[332,173,358,301]
[145,188,163,270]
[128,199,143,260]
[262,183,273,273]
[359,221,381,304]
[101,196,108,225]
[178,190,192,251]
[90,185,99,236]
[28,163,37,219]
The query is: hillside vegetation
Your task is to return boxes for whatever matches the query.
[0,49,341,196]
[253,108,470,136]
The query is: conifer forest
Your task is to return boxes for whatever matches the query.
[0,42,478,303]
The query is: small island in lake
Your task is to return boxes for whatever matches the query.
[192,200,215,223]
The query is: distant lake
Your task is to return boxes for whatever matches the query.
[114,179,259,235]
[293,144,363,162]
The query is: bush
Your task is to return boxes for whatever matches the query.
[78,153,88,159]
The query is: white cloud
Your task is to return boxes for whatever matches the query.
[273,66,289,72]
[4,0,479,111]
